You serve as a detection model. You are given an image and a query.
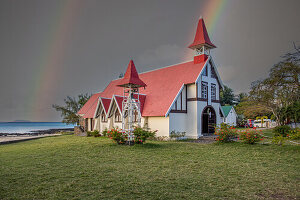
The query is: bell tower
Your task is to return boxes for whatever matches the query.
[117,60,147,145]
[189,18,216,64]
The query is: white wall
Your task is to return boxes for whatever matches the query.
[187,84,196,98]
[148,116,169,137]
[169,113,186,134]
[87,118,92,131]
[224,108,237,126]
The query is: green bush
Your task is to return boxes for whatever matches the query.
[272,135,287,145]
[91,130,100,137]
[87,131,93,137]
[274,125,291,137]
[133,127,157,144]
[170,130,186,140]
[102,128,108,137]
[289,128,300,140]
[239,129,264,144]
[214,123,237,143]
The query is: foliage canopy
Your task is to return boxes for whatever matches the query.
[52,93,91,124]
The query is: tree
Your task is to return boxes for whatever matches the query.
[235,96,271,119]
[236,92,248,104]
[285,101,300,124]
[249,45,300,125]
[52,93,91,124]
[220,85,235,105]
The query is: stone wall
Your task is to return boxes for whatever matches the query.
[74,126,87,136]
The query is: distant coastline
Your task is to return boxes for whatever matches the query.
[12,120,32,123]
[0,122,75,135]
[0,128,74,136]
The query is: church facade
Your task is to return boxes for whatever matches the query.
[77,18,225,138]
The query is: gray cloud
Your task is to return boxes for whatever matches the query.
[0,0,299,121]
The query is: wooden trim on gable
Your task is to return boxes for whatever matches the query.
[212,100,220,103]
[170,110,187,113]
[185,85,187,111]
[187,97,208,102]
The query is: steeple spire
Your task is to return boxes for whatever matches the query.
[117,60,146,88]
[188,18,216,50]
[189,18,216,64]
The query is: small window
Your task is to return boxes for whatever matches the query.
[115,110,121,122]
[201,82,208,99]
[211,84,216,100]
[211,66,217,79]
[133,110,139,122]
[202,66,207,76]
[101,112,107,122]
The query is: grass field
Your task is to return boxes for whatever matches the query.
[0,135,299,199]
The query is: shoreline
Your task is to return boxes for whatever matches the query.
[0,128,74,137]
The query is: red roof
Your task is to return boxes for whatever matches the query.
[99,59,207,116]
[117,60,147,88]
[83,99,99,118]
[77,93,101,115]
[100,98,111,114]
[188,18,216,49]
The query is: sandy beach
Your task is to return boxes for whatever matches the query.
[0,128,73,144]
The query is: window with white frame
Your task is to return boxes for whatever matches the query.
[101,111,107,122]
[211,65,217,79]
[202,66,207,76]
[211,83,216,100]
[133,110,139,122]
[115,110,121,122]
[201,82,208,99]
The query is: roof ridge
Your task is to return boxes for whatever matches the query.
[139,60,194,75]
[109,59,194,82]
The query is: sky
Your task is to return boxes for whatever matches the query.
[0,0,299,122]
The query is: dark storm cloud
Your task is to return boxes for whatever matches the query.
[0,0,299,121]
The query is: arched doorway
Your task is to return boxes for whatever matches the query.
[202,106,216,135]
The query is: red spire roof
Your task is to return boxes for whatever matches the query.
[188,18,216,49]
[117,60,147,88]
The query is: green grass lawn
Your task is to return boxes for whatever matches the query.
[0,135,299,200]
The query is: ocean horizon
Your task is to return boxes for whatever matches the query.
[0,122,75,134]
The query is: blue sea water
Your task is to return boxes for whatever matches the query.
[0,122,74,134]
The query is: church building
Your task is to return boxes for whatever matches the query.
[77,18,225,138]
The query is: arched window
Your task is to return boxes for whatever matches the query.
[115,110,121,122]
[133,110,139,122]
[101,111,107,122]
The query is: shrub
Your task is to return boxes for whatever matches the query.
[239,129,264,144]
[133,127,157,144]
[214,123,237,143]
[107,128,128,144]
[86,131,93,137]
[151,136,169,141]
[274,125,291,137]
[289,128,300,140]
[272,135,287,146]
[91,130,100,137]
[102,128,108,137]
[170,130,186,140]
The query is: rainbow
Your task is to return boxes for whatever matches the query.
[185,0,228,60]
[28,0,82,121]
[26,0,227,121]
[202,0,227,34]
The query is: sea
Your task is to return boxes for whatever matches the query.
[0,122,75,134]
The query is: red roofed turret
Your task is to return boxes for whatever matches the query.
[117,60,147,88]
[188,18,216,50]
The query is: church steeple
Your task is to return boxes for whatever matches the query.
[117,60,146,88]
[189,18,216,64]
